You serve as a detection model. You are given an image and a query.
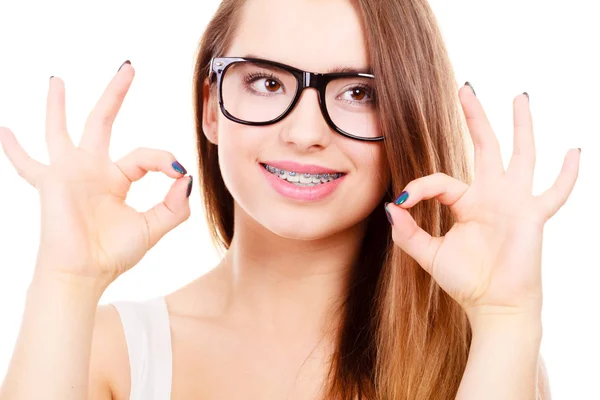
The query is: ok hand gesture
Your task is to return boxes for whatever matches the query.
[385,85,580,321]
[0,62,193,289]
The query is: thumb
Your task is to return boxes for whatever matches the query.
[143,175,193,249]
[384,173,469,275]
[385,202,442,276]
[0,127,46,187]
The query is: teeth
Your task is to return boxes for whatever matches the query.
[299,173,312,184]
[263,164,343,185]
[287,172,299,182]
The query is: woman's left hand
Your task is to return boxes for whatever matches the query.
[385,85,581,321]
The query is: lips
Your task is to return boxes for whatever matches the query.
[258,161,346,202]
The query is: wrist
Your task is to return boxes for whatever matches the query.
[467,306,543,342]
[29,270,110,301]
[458,308,542,400]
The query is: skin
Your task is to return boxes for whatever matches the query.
[183,0,385,397]
[0,0,575,398]
[101,0,391,398]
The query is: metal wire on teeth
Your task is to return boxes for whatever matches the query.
[264,164,341,179]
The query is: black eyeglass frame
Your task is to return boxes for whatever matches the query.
[208,56,384,142]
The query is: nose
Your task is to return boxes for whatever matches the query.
[279,88,332,152]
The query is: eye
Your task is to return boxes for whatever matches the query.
[244,72,285,95]
[338,85,374,105]
[263,79,281,92]
[349,87,367,101]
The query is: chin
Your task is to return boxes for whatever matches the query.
[259,211,338,241]
[253,203,371,243]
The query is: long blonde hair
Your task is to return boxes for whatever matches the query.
[192,0,474,398]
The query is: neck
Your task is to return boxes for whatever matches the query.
[217,203,367,340]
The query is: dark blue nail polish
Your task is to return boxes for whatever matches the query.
[172,160,187,174]
[118,60,131,72]
[394,191,409,205]
[49,76,54,80]
[186,176,193,198]
[523,92,529,101]
[384,203,393,225]
[464,81,476,96]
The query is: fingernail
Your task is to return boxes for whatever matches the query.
[186,176,193,198]
[172,160,187,174]
[49,75,54,80]
[384,203,394,225]
[578,147,581,153]
[523,92,529,101]
[394,191,409,205]
[464,81,476,96]
[118,60,131,72]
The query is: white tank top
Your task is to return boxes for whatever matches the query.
[111,296,173,400]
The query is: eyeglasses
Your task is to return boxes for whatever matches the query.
[208,56,383,142]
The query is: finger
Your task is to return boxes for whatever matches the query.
[0,127,46,186]
[46,77,74,162]
[79,61,134,154]
[385,202,443,276]
[114,147,188,183]
[393,172,470,218]
[143,175,193,250]
[506,93,535,188]
[535,148,580,220]
[459,84,504,180]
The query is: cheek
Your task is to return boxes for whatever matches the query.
[217,124,263,199]
[216,123,390,240]
[344,144,390,211]
[346,138,390,186]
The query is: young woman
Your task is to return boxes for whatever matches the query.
[0,0,580,398]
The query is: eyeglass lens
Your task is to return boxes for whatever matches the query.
[220,60,379,139]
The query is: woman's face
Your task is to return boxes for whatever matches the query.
[203,0,390,240]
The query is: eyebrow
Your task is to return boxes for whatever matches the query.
[242,53,372,75]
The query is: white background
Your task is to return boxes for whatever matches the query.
[0,0,598,397]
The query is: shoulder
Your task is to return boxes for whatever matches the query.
[89,304,131,400]
[165,266,228,317]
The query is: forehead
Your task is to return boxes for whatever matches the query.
[226,0,370,74]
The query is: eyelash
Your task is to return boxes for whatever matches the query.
[243,72,283,96]
[342,83,374,105]
[242,72,375,105]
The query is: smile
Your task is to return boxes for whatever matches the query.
[259,162,346,202]
[261,163,344,187]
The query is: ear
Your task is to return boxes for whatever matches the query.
[202,77,218,145]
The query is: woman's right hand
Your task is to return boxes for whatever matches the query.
[0,61,193,290]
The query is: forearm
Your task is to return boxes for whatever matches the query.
[456,312,542,400]
[0,273,106,400]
